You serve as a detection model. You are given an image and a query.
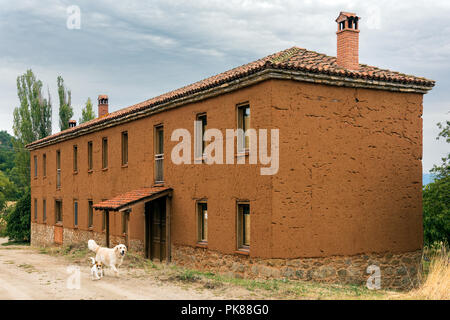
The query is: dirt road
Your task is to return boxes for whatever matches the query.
[0,238,249,300]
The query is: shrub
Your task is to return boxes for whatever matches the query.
[5,188,30,242]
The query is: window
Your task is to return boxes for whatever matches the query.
[34,155,37,178]
[74,200,78,227]
[102,138,108,169]
[88,141,93,171]
[122,131,128,166]
[88,200,93,228]
[43,154,47,177]
[73,145,78,172]
[195,113,207,160]
[56,150,61,189]
[154,125,164,183]
[237,203,250,249]
[197,202,208,243]
[34,198,37,220]
[55,200,63,223]
[122,211,129,234]
[43,199,46,222]
[237,105,250,151]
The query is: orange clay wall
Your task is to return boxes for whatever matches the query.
[30,79,423,259]
[270,80,423,258]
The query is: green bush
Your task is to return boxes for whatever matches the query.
[423,120,450,246]
[5,188,30,242]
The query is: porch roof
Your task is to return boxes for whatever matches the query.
[93,186,172,211]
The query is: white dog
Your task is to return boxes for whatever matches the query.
[89,257,103,280]
[88,240,127,276]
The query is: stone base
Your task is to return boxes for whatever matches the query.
[172,245,422,290]
[31,222,144,253]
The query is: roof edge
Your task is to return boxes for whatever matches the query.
[26,67,434,151]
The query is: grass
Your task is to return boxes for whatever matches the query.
[35,242,449,300]
[1,240,30,246]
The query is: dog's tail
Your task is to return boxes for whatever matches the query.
[88,239,99,253]
[89,257,95,265]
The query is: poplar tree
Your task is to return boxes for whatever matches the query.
[57,75,73,131]
[79,97,96,124]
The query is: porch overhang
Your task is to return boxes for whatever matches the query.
[93,186,173,212]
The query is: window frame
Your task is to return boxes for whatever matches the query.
[122,211,129,234]
[236,201,250,251]
[33,155,38,178]
[73,145,78,172]
[154,125,164,184]
[74,200,78,228]
[237,104,250,153]
[196,201,208,244]
[195,113,207,161]
[42,153,47,177]
[87,141,93,171]
[56,150,61,189]
[43,198,46,222]
[55,199,63,224]
[102,137,108,169]
[121,131,128,166]
[34,198,38,220]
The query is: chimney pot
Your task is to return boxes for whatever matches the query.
[98,95,109,118]
[336,12,360,70]
[69,120,77,128]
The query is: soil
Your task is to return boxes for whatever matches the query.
[0,238,253,300]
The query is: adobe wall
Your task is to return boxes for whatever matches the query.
[270,80,423,258]
[29,78,424,264]
[29,81,273,256]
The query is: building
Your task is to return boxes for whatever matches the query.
[27,12,435,289]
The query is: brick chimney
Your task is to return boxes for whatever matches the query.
[98,95,109,118]
[336,12,360,70]
[68,120,77,128]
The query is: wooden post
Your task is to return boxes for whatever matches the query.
[165,194,172,264]
[125,209,130,248]
[105,210,110,248]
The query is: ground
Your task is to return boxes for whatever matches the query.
[0,237,413,300]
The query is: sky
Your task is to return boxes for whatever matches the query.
[0,0,449,172]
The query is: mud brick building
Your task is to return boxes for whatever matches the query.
[27,12,435,289]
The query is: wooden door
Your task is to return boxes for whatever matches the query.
[54,225,63,244]
[145,199,166,261]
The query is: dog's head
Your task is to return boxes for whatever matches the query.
[96,261,103,272]
[114,244,127,257]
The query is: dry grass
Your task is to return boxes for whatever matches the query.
[406,244,449,300]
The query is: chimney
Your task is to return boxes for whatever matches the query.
[98,95,109,118]
[68,120,77,128]
[336,12,360,70]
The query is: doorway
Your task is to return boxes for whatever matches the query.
[145,198,166,261]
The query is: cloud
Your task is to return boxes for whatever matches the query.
[0,0,449,171]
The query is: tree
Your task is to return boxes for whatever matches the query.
[79,97,96,124]
[13,70,52,188]
[57,75,73,131]
[5,188,30,242]
[423,120,450,245]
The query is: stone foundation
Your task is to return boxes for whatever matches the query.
[31,222,143,252]
[172,245,422,290]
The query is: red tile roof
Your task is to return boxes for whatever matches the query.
[26,46,435,150]
[93,186,172,211]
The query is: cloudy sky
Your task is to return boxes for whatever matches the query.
[0,0,449,172]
